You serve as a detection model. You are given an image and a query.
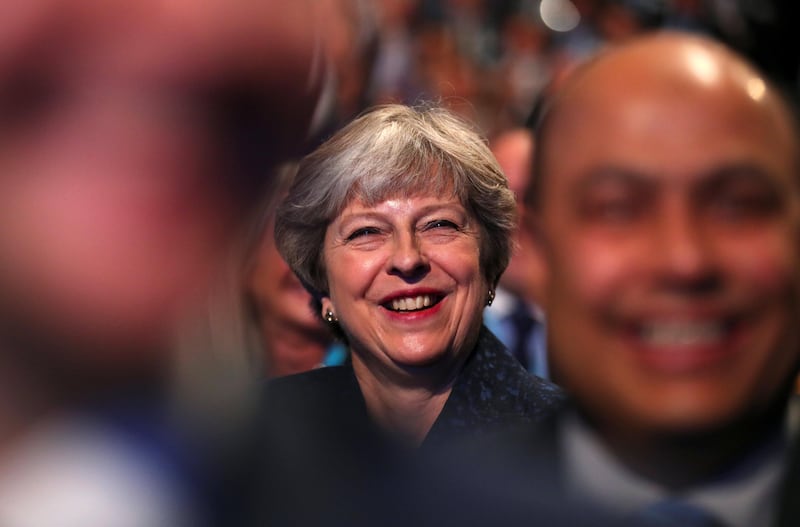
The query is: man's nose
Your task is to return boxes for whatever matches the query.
[650,206,721,294]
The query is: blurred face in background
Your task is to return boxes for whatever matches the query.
[491,128,544,303]
[533,38,800,442]
[0,1,317,368]
[248,214,328,338]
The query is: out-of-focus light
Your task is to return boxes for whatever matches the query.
[746,77,766,102]
[684,48,720,86]
[539,0,580,33]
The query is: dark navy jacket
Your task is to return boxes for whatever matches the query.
[253,326,568,526]
[263,324,564,451]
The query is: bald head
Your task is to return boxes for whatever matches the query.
[527,30,800,455]
[528,31,799,211]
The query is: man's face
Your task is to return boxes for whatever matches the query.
[536,66,800,439]
[492,129,545,302]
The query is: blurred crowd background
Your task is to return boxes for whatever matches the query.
[314,0,798,141]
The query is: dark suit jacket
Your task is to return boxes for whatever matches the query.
[263,324,564,451]
[458,400,788,527]
[252,326,567,526]
[772,395,800,526]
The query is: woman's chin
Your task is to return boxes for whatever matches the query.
[384,344,459,372]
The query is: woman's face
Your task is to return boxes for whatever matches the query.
[322,194,487,372]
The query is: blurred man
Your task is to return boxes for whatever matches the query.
[0,1,319,525]
[524,32,800,525]
[487,128,549,378]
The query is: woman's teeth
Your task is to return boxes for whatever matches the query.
[390,295,433,312]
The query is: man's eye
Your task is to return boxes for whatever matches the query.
[579,199,644,223]
[346,227,380,241]
[709,191,780,221]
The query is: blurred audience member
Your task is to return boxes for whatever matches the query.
[307,0,379,143]
[435,0,499,67]
[498,11,552,124]
[245,163,345,378]
[594,1,646,43]
[517,31,800,526]
[0,1,319,525]
[487,127,549,379]
[413,22,485,119]
[370,0,423,104]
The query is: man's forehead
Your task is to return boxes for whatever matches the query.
[543,104,795,194]
[547,33,779,124]
[541,37,795,163]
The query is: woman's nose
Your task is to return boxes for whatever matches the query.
[388,232,429,278]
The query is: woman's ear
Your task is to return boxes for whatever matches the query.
[320,297,335,321]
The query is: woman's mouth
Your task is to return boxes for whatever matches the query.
[383,294,443,313]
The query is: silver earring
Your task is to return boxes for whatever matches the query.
[324,309,337,323]
[487,290,495,306]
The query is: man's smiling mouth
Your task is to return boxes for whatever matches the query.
[638,320,727,348]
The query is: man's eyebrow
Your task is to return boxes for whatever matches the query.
[572,167,656,193]
[574,164,783,192]
[698,163,780,187]
[692,164,786,212]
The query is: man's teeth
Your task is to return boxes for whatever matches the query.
[391,295,433,312]
[640,321,724,347]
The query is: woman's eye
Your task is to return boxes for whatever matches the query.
[346,227,379,241]
[426,219,459,230]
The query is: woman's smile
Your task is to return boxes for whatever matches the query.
[322,196,487,369]
[380,288,445,313]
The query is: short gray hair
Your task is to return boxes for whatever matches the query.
[275,103,516,305]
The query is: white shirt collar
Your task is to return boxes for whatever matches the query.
[561,411,788,527]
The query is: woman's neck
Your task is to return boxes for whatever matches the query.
[351,352,464,447]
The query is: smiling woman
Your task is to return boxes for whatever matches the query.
[268,104,564,453]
